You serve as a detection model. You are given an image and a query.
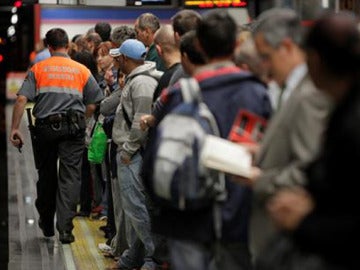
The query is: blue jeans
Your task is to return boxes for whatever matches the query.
[116,151,154,267]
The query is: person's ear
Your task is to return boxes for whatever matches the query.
[281,37,294,53]
[155,44,162,56]
[174,32,181,44]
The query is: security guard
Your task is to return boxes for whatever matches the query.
[10,28,104,244]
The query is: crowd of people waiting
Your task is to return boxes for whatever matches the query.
[15,6,360,270]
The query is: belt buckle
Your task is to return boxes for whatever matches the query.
[48,113,63,131]
[51,122,62,131]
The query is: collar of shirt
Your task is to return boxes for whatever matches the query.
[282,63,308,103]
[195,60,235,75]
[51,52,70,58]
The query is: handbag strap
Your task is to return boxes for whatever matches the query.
[122,105,132,129]
[180,78,226,240]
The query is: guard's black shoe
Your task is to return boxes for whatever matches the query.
[59,231,75,244]
[38,219,55,237]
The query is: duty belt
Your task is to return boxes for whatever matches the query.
[35,113,67,125]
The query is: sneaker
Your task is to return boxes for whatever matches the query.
[38,219,55,237]
[98,243,112,253]
[99,215,108,221]
[59,231,75,244]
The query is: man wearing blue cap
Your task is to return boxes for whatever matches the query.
[107,39,162,270]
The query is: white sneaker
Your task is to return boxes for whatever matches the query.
[98,243,112,253]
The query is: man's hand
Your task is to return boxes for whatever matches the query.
[140,114,156,131]
[120,151,131,165]
[267,187,314,231]
[231,166,262,187]
[10,129,24,149]
[10,94,27,148]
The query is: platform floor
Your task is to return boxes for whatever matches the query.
[6,104,115,270]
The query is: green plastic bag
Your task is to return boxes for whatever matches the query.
[88,122,107,164]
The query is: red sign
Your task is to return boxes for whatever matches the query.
[184,0,248,8]
[228,110,267,144]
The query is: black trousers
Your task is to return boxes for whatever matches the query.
[79,149,92,215]
[34,121,85,232]
[105,141,117,239]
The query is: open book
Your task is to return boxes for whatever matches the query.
[200,135,252,178]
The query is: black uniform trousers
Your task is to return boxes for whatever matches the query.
[33,120,85,232]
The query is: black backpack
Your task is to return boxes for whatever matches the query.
[143,78,227,211]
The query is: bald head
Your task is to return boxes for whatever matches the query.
[154,25,180,68]
[154,25,176,51]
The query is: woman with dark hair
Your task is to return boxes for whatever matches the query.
[94,41,118,95]
[72,50,99,79]
[265,11,360,270]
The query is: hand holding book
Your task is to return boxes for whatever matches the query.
[200,135,253,178]
[200,134,262,186]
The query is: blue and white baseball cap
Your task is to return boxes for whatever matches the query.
[109,39,147,60]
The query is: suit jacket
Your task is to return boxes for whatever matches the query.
[250,71,333,257]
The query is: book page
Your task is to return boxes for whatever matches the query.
[200,135,252,178]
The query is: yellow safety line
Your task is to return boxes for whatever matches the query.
[70,217,113,269]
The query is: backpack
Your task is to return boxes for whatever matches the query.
[143,78,227,212]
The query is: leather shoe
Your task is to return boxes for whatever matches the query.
[38,219,55,237]
[59,231,75,244]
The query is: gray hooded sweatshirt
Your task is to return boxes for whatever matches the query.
[112,61,162,157]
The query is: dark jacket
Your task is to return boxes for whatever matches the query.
[294,83,360,269]
[146,43,166,72]
[145,64,272,243]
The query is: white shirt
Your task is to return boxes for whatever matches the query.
[268,63,308,111]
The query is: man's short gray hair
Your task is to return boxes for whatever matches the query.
[253,8,303,48]
[137,13,160,33]
[111,26,136,47]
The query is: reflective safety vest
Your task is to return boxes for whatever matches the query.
[31,55,91,98]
